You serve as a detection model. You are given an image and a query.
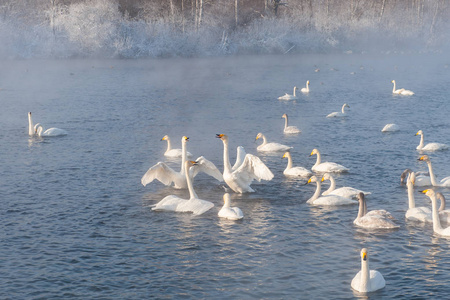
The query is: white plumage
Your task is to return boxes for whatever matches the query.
[351,248,385,293]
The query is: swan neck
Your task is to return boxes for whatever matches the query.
[166,138,172,151]
[357,198,365,219]
[223,140,232,173]
[327,176,336,192]
[418,134,424,149]
[439,194,446,211]
[28,114,34,136]
[293,87,296,97]
[284,116,288,129]
[361,258,370,291]
[223,198,231,208]
[36,126,43,137]
[185,164,198,199]
[305,81,309,91]
[341,104,346,114]
[407,181,416,209]
[313,152,321,168]
[431,194,443,232]
[308,181,321,202]
[392,81,396,93]
[286,153,293,169]
[426,160,438,186]
[180,140,187,173]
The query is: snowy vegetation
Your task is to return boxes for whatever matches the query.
[0,0,449,58]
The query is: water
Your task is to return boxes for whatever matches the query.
[1,54,450,299]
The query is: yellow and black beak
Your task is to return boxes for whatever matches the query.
[420,189,429,194]
[362,252,367,261]
[216,134,224,139]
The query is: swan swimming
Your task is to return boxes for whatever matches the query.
[326,103,349,118]
[404,172,432,223]
[381,124,399,132]
[421,189,450,237]
[282,114,301,134]
[354,193,399,229]
[321,173,371,198]
[161,135,193,158]
[152,160,214,215]
[216,134,274,193]
[351,248,386,293]
[278,86,298,100]
[415,130,448,151]
[400,169,431,187]
[300,80,310,93]
[256,133,293,153]
[141,136,223,189]
[310,148,349,173]
[34,123,68,137]
[392,80,414,95]
[306,176,356,206]
[418,155,450,187]
[218,193,244,220]
[282,152,312,177]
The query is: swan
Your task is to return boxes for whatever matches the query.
[278,86,298,100]
[326,103,349,118]
[351,248,386,293]
[310,148,349,173]
[161,135,193,158]
[400,169,431,187]
[421,189,450,237]
[300,80,310,93]
[282,152,312,177]
[34,123,67,137]
[216,134,274,193]
[141,136,223,189]
[354,193,398,229]
[418,155,450,187]
[381,124,399,132]
[28,112,35,136]
[306,176,356,206]
[282,114,301,134]
[255,133,293,153]
[152,160,214,215]
[392,80,414,95]
[436,192,450,224]
[218,193,244,220]
[415,130,448,151]
[404,172,432,223]
[321,173,371,198]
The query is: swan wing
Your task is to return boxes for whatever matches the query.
[422,143,449,151]
[406,207,432,223]
[235,154,274,183]
[232,146,247,171]
[191,156,224,182]
[328,187,371,199]
[258,142,292,152]
[43,127,68,136]
[381,124,399,132]
[313,162,349,173]
[355,215,398,229]
[284,126,301,134]
[311,195,356,206]
[218,206,244,220]
[141,162,178,187]
[177,198,214,215]
[369,270,386,291]
[152,195,186,212]
[284,167,312,177]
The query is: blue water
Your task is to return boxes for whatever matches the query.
[1,54,450,299]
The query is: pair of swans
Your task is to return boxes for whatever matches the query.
[152,160,214,215]
[310,148,349,173]
[415,130,448,151]
[256,133,292,152]
[282,152,312,177]
[282,114,301,134]
[354,193,398,229]
[218,193,244,220]
[216,134,274,193]
[307,176,356,206]
[141,136,223,189]
[381,124,399,132]
[418,155,450,187]
[351,248,385,293]
[161,135,193,158]
[422,189,450,237]
[326,103,349,118]
[28,112,67,137]
[321,173,371,199]
[392,80,414,96]
[277,81,309,100]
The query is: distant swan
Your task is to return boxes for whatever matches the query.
[282,114,301,134]
[421,189,450,237]
[400,169,431,187]
[282,152,312,177]
[418,155,450,187]
[256,132,292,152]
[141,136,223,189]
[321,173,371,198]
[34,123,67,137]
[218,193,244,220]
[161,135,193,158]
[28,112,35,136]
[310,148,349,173]
[392,80,414,95]
[354,193,399,229]
[381,124,399,132]
[405,172,432,223]
[278,86,298,100]
[351,248,386,293]
[415,130,448,151]
[300,80,310,93]
[152,160,214,215]
[217,134,274,193]
[326,103,349,118]
[306,176,356,206]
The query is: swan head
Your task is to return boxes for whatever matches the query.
[282,152,290,159]
[185,160,198,168]
[216,134,228,142]
[161,135,169,141]
[357,192,365,202]
[307,176,318,184]
[415,130,423,136]
[321,173,331,182]
[400,169,413,183]
[255,132,264,141]
[344,103,350,108]
[282,113,287,119]
[181,136,189,144]
[28,112,32,117]
[306,80,310,84]
[34,123,42,133]
[361,248,368,261]
[421,189,435,198]
[418,155,429,162]
[408,172,416,185]
[392,80,396,84]
[310,148,319,156]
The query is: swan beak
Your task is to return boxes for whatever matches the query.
[415,132,419,136]
[307,178,312,184]
[418,156,425,161]
[216,134,224,139]
[184,137,189,141]
[190,160,198,165]
[321,176,325,182]
[420,189,429,194]
[282,153,286,158]
[310,151,314,156]
[362,252,367,261]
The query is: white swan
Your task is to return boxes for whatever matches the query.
[278,86,298,100]
[400,169,431,187]
[216,134,274,193]
[310,148,349,173]
[415,130,448,151]
[34,123,68,137]
[418,155,450,187]
[218,193,244,220]
[381,124,399,132]
[256,132,293,153]
[351,248,386,293]
[421,189,450,237]
[282,152,312,177]
[152,160,214,215]
[404,172,432,223]
[392,80,414,95]
[28,112,35,136]
[321,173,371,198]
[306,176,356,206]
[141,136,223,189]
[161,135,193,158]
[354,193,399,229]
[300,80,310,93]
[326,103,349,118]
[282,114,301,134]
